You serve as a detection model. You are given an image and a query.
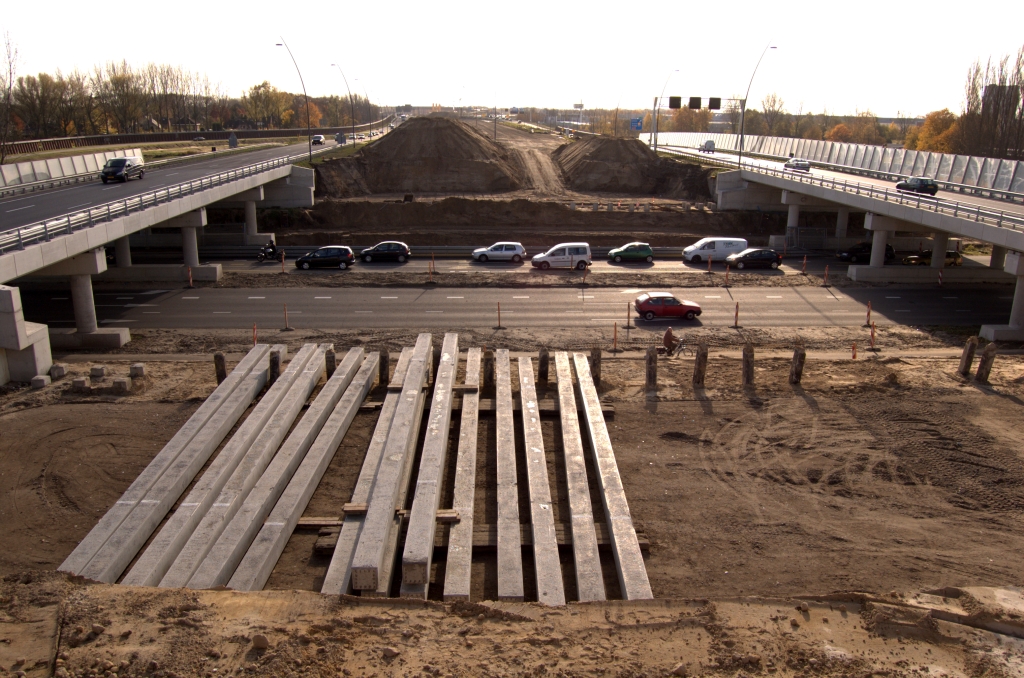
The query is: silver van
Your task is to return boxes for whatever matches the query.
[682,237,748,263]
[531,242,591,270]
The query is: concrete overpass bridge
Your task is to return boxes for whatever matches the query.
[0,141,325,385]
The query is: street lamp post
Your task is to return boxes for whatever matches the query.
[652,69,678,154]
[330,63,356,147]
[276,38,312,165]
[737,43,777,168]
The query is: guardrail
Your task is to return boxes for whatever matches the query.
[664,147,1024,232]
[0,145,334,256]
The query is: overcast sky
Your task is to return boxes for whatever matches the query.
[4,0,1023,118]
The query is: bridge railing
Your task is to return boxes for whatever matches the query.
[665,147,1024,232]
[0,146,331,256]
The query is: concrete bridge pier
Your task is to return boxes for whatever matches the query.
[70,274,98,333]
[169,209,206,268]
[981,252,1024,341]
[245,201,258,239]
[835,208,850,239]
[865,213,896,268]
[39,248,130,350]
[115,236,132,268]
[991,246,1007,269]
[786,204,800,243]
[931,233,949,269]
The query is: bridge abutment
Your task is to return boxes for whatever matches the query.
[981,252,1024,341]
[0,285,52,386]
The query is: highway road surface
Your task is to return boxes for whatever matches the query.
[21,285,1013,331]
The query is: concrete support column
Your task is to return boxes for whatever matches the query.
[787,204,800,232]
[1010,276,1024,328]
[835,208,850,239]
[870,229,889,268]
[70,274,98,334]
[931,233,949,269]
[991,245,1007,269]
[114,236,132,267]
[182,227,200,268]
[244,201,257,236]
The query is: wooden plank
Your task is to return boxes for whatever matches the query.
[573,352,653,600]
[518,357,565,606]
[402,334,460,595]
[350,334,432,591]
[443,348,481,601]
[555,352,606,602]
[495,349,524,601]
[320,348,414,595]
[314,522,651,554]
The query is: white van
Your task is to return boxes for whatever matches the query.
[531,242,591,270]
[682,237,748,263]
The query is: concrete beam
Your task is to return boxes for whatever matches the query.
[35,248,107,277]
[166,208,207,229]
[259,167,315,208]
[715,170,784,211]
[555,352,605,602]
[401,334,459,596]
[350,334,432,592]
[228,352,379,591]
[321,349,414,595]
[495,349,524,601]
[186,348,367,590]
[121,344,322,587]
[443,348,482,602]
[519,356,565,606]
[59,344,271,576]
[211,187,265,207]
[573,352,652,600]
[781,190,841,208]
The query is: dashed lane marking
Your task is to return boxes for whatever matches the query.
[213,311,231,314]
[248,296,265,299]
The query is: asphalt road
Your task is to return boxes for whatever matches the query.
[21,285,1014,330]
[0,139,342,231]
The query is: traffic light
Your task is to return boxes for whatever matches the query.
[668,96,681,109]
[688,97,701,110]
[709,97,721,110]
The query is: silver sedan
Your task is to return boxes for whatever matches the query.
[472,242,527,263]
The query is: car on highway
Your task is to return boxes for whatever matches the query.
[725,247,783,270]
[895,177,939,196]
[783,158,811,172]
[608,242,654,263]
[700,140,715,153]
[836,241,896,264]
[682,237,748,264]
[311,134,325,145]
[901,250,963,266]
[295,246,355,270]
[472,242,526,263]
[100,156,144,183]
[360,241,411,263]
[531,242,591,270]
[193,136,205,141]
[634,292,702,321]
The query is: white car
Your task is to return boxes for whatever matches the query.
[472,242,527,263]
[531,242,591,270]
[784,158,811,172]
[311,134,325,145]
[682,237,748,264]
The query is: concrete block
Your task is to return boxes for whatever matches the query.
[350,334,431,592]
[59,345,270,578]
[187,348,366,590]
[518,356,565,606]
[402,334,459,593]
[1004,251,1024,277]
[112,377,131,394]
[6,330,52,382]
[48,328,131,350]
[50,364,67,379]
[0,285,22,314]
[495,349,524,601]
[130,363,145,378]
[0,309,30,351]
[321,349,414,595]
[0,349,7,386]
[442,348,481,601]
[35,248,107,276]
[31,375,50,389]
[555,352,605,602]
[228,353,380,592]
[71,377,89,392]
[123,344,322,587]
[90,366,108,378]
[573,352,652,600]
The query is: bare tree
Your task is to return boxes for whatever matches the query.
[0,32,18,163]
[760,93,786,135]
[957,45,1024,159]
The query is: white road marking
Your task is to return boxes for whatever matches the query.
[143,312,160,314]
[248,296,265,299]
[426,311,443,314]
[704,295,721,298]
[213,311,231,314]
[381,296,398,299]
[101,319,136,323]
[447,296,464,299]
[886,296,901,299]
[513,295,530,299]
[314,296,331,299]
[766,295,782,298]
[68,201,92,208]
[166,173,179,176]
[578,295,595,299]
[125,304,156,307]
[5,204,34,212]
[182,296,199,299]
[355,311,372,314]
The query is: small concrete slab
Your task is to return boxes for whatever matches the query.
[49,364,67,379]
[90,365,107,378]
[31,374,50,389]
[129,363,145,378]
[112,377,131,394]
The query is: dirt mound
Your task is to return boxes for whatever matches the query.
[316,117,528,196]
[553,136,711,197]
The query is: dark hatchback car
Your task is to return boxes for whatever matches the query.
[360,241,411,263]
[895,177,939,196]
[836,241,896,264]
[295,246,355,270]
[100,157,144,183]
[725,247,783,270]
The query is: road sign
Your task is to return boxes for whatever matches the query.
[630,117,643,131]
[573,103,584,110]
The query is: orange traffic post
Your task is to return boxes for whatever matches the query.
[626,302,635,330]
[253,323,258,347]
[707,256,712,274]
[802,255,807,275]
[823,265,829,286]
[865,300,872,327]
[613,322,618,352]
[187,266,194,289]
[496,302,504,329]
[725,264,730,286]
[280,253,285,273]
[871,322,876,349]
[852,342,857,359]
[734,302,739,328]
[282,304,294,331]
[938,269,943,287]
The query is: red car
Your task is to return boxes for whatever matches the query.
[634,292,702,321]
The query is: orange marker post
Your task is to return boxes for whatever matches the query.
[734,302,739,328]
[253,323,258,347]
[613,322,618,352]
[866,300,872,327]
[823,265,829,287]
[708,256,713,274]
[802,255,807,275]
[870,322,876,349]
[852,342,857,359]
[187,266,194,289]
[725,264,730,286]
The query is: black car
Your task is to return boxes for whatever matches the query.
[100,156,144,183]
[895,177,939,196]
[360,241,411,263]
[725,247,783,270]
[295,246,355,270]
[836,241,895,264]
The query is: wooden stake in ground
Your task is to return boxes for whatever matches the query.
[742,342,755,386]
[975,342,997,383]
[645,347,657,398]
[789,346,806,384]
[538,348,549,384]
[590,347,602,386]
[958,337,979,377]
[213,352,227,384]
[692,343,708,387]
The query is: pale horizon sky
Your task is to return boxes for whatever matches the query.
[3,1,1023,119]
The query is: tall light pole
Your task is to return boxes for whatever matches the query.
[651,69,678,154]
[737,42,777,168]
[330,63,356,147]
[276,38,312,165]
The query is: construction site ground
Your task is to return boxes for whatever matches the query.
[1,325,1023,676]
